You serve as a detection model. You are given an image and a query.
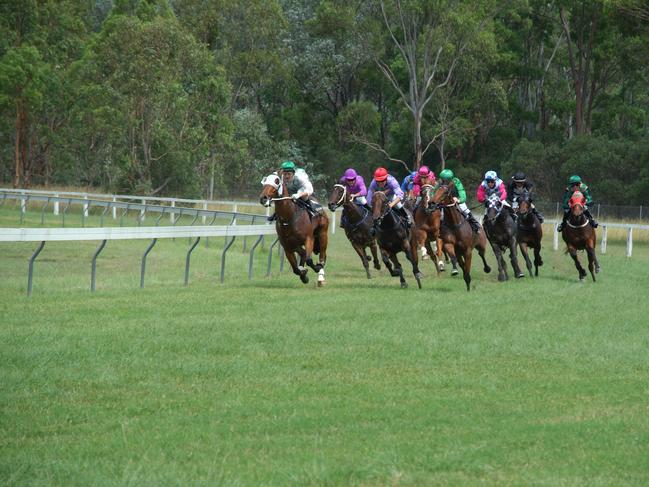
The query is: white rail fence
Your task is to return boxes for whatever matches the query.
[0,187,340,233]
[0,224,282,296]
[545,220,649,257]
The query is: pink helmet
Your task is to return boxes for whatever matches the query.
[418,165,434,178]
[344,168,357,179]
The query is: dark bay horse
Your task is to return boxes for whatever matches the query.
[371,191,422,289]
[483,194,524,281]
[328,183,381,279]
[260,172,329,286]
[430,184,491,291]
[516,193,543,277]
[561,191,600,282]
[412,184,443,274]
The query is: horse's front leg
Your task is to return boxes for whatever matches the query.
[476,232,492,274]
[388,252,407,289]
[490,242,507,281]
[369,239,381,270]
[352,242,371,279]
[568,246,587,281]
[519,241,534,277]
[404,239,422,289]
[380,248,398,277]
[508,237,524,278]
[586,246,597,282]
[533,244,543,276]
[436,237,446,271]
[286,248,308,284]
[457,251,472,291]
[444,242,459,276]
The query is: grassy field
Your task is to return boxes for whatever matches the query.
[1,206,649,486]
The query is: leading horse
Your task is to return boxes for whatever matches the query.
[561,191,600,282]
[371,191,422,289]
[516,193,543,277]
[483,194,524,281]
[413,184,445,273]
[430,183,491,291]
[328,183,381,279]
[260,172,329,285]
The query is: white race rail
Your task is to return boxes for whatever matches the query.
[545,220,649,257]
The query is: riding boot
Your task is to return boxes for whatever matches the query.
[267,213,277,222]
[466,212,481,233]
[533,207,544,223]
[584,208,598,228]
[557,211,569,231]
[398,207,412,228]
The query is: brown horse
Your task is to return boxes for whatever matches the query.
[260,172,329,286]
[516,193,543,277]
[561,191,600,282]
[430,184,491,291]
[412,184,444,274]
[371,191,422,289]
[328,183,381,279]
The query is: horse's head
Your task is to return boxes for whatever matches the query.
[327,184,348,211]
[259,172,282,207]
[485,193,502,223]
[569,191,586,216]
[371,190,390,221]
[518,193,531,215]
[431,183,455,206]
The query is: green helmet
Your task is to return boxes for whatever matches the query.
[568,175,582,185]
[439,169,454,180]
[281,160,296,172]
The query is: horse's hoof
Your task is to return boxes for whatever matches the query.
[422,254,430,260]
[579,277,585,283]
[516,273,525,279]
[438,261,445,271]
[366,255,372,262]
[400,282,408,289]
[484,266,492,274]
[498,274,506,282]
[317,280,325,287]
[374,264,381,270]
[451,269,459,276]
[300,272,309,284]
[595,266,601,274]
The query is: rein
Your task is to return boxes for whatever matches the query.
[332,183,347,207]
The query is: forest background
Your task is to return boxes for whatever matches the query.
[1,0,648,205]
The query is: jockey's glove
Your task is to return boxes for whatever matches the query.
[291,193,300,201]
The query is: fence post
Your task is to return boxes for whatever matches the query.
[139,199,146,222]
[202,201,208,224]
[27,241,46,297]
[553,223,559,251]
[83,194,89,217]
[112,196,117,219]
[220,236,237,283]
[170,200,175,224]
[53,193,59,215]
[91,240,107,292]
[597,203,600,219]
[140,238,158,288]
[601,225,607,254]
[331,210,336,235]
[184,237,201,286]
[232,204,238,225]
[626,227,633,257]
[20,190,26,221]
[640,205,643,220]
[555,202,559,217]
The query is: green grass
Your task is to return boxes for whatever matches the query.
[2,208,649,486]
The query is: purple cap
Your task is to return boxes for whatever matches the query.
[344,168,357,179]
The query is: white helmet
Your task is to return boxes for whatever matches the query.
[484,170,497,181]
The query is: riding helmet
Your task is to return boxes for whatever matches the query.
[484,170,497,181]
[374,167,389,182]
[513,171,526,182]
[344,168,357,179]
[439,169,454,180]
[568,175,582,185]
[418,165,433,177]
[281,160,296,172]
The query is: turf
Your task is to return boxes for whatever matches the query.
[1,207,649,486]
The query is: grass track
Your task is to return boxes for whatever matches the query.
[2,208,649,485]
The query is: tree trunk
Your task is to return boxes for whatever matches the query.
[414,110,422,170]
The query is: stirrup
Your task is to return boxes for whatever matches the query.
[267,213,277,222]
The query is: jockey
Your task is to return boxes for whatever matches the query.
[368,167,412,227]
[400,170,417,195]
[557,175,598,231]
[338,167,369,229]
[339,168,368,206]
[268,160,320,221]
[434,168,481,232]
[506,171,544,222]
[476,170,514,220]
[412,165,436,198]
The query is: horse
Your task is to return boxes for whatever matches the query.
[412,184,444,274]
[483,193,524,281]
[328,183,381,279]
[260,172,329,286]
[516,193,543,277]
[561,191,600,282]
[371,191,422,289]
[430,183,491,291]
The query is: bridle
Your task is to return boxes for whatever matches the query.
[260,173,293,206]
[331,183,348,208]
[372,191,392,224]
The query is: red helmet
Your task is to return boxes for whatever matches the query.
[374,167,388,182]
